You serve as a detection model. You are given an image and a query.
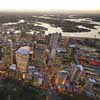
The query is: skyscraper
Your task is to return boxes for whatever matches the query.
[70,65,84,81]
[49,32,61,59]
[16,46,33,79]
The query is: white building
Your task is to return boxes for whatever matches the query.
[70,64,84,81]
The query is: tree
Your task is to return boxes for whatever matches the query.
[0,78,42,100]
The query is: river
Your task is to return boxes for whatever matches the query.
[38,18,100,39]
[2,18,100,39]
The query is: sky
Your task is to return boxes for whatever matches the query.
[0,0,100,12]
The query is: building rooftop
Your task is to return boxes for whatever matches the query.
[76,64,84,71]
[16,46,33,55]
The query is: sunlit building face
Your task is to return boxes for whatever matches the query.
[16,54,29,72]
[16,46,33,73]
[0,0,100,12]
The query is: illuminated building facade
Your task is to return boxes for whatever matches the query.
[16,46,33,79]
[55,70,69,92]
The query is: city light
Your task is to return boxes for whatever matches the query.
[0,5,100,100]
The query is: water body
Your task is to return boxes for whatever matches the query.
[2,18,100,39]
[38,18,100,39]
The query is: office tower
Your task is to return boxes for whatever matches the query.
[70,65,84,81]
[16,46,33,79]
[49,32,61,59]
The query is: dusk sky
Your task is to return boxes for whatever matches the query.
[0,0,100,12]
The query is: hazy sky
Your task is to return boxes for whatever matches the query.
[0,0,100,12]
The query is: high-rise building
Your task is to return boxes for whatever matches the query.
[34,44,47,67]
[0,47,3,61]
[16,46,33,79]
[49,32,61,49]
[64,38,70,48]
[55,70,69,92]
[49,32,61,59]
[70,64,84,81]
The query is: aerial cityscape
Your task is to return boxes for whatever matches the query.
[0,0,100,100]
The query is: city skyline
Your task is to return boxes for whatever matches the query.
[0,0,100,13]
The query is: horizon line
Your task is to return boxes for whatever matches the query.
[0,9,100,13]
